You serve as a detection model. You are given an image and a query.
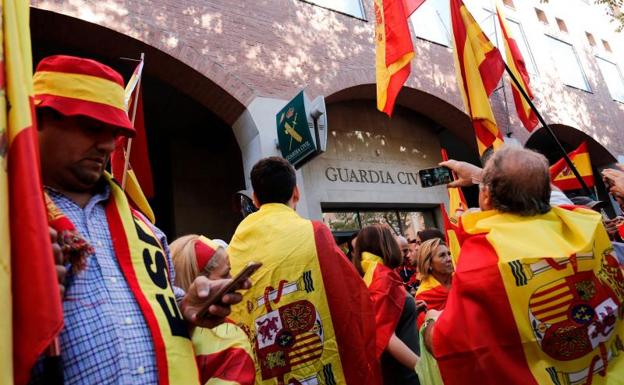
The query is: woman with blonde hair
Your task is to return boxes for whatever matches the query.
[352,224,426,385]
[170,235,255,385]
[415,238,453,328]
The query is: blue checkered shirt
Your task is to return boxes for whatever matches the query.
[30,185,184,385]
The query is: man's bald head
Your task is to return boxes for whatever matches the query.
[481,146,551,216]
[396,235,408,247]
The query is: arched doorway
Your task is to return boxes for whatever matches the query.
[31,8,247,239]
[526,124,618,212]
[309,85,480,242]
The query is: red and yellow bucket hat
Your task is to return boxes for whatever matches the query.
[33,55,135,137]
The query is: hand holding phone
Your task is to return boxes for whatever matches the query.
[419,166,455,188]
[196,261,262,319]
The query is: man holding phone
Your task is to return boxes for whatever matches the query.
[228,157,382,385]
[31,55,248,385]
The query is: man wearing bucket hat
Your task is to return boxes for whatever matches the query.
[30,55,248,385]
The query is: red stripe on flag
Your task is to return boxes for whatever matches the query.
[474,120,498,149]
[105,203,170,385]
[531,300,573,317]
[403,0,426,17]
[11,112,64,385]
[479,49,505,95]
[530,282,568,300]
[312,221,382,385]
[196,347,255,385]
[529,290,571,308]
[382,64,411,116]
[433,235,539,385]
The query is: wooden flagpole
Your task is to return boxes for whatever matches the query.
[121,52,144,190]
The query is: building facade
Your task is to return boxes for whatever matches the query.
[31,0,624,240]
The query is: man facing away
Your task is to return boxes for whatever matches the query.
[31,55,248,384]
[228,156,382,385]
[423,146,624,385]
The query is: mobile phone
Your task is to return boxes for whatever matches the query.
[196,261,262,319]
[418,166,454,188]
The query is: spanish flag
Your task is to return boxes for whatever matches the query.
[496,1,538,132]
[0,1,63,383]
[111,58,156,223]
[375,0,414,116]
[451,0,505,155]
[361,252,407,357]
[415,274,450,329]
[228,204,381,385]
[432,206,624,384]
[193,321,256,385]
[440,149,466,265]
[549,142,594,191]
[403,0,427,16]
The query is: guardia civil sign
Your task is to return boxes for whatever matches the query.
[276,91,318,168]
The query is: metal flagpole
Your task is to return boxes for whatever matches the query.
[502,61,592,196]
[121,52,144,190]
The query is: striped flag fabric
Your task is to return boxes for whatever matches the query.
[361,252,407,357]
[403,0,427,16]
[432,206,624,384]
[375,0,415,116]
[111,58,156,223]
[451,0,505,155]
[440,149,467,265]
[193,322,256,385]
[0,1,64,383]
[549,142,594,191]
[496,1,538,132]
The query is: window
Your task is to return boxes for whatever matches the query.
[535,8,549,24]
[556,18,568,33]
[300,0,365,19]
[479,10,538,76]
[586,32,596,47]
[322,209,434,240]
[503,19,538,75]
[602,39,613,52]
[546,36,591,91]
[596,57,624,102]
[410,0,451,47]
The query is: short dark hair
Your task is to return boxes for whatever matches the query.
[482,146,551,216]
[417,228,445,242]
[250,156,296,205]
[352,224,402,276]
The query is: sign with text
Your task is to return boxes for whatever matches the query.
[324,167,420,186]
[276,90,328,168]
[276,91,317,167]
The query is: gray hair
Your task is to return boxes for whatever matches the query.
[482,146,551,216]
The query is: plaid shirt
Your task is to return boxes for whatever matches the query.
[30,185,184,385]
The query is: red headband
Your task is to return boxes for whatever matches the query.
[194,236,220,271]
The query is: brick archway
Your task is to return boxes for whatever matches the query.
[326,84,475,148]
[30,7,251,126]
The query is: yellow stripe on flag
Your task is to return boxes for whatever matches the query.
[33,71,125,110]
[552,153,592,182]
[125,169,155,224]
[452,1,504,156]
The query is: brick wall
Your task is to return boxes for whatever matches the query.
[31,0,624,157]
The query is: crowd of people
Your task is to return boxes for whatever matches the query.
[31,54,624,385]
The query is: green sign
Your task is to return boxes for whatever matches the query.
[276,91,317,167]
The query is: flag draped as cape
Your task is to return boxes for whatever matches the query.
[228,204,381,385]
[433,206,624,385]
[361,252,407,358]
